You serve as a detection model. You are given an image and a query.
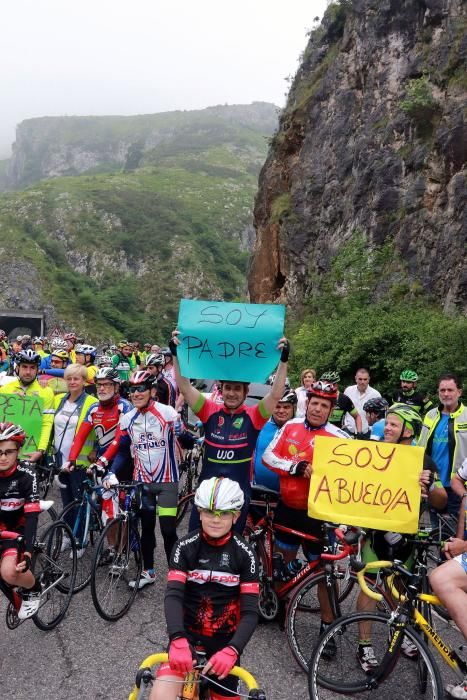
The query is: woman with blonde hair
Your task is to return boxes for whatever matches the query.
[295,368,317,418]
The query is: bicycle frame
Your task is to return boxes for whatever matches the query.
[356,559,467,681]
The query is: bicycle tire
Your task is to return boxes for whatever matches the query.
[37,505,57,540]
[286,570,391,672]
[252,537,279,622]
[307,611,443,699]
[59,499,103,593]
[91,517,142,621]
[176,492,195,527]
[32,520,77,631]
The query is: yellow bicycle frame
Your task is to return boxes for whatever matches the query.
[357,561,465,676]
[128,652,260,700]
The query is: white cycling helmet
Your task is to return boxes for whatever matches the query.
[194,477,244,512]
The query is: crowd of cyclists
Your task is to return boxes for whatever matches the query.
[0,328,465,699]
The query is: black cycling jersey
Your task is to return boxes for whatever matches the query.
[0,461,40,551]
[392,390,433,415]
[329,393,357,428]
[165,529,259,654]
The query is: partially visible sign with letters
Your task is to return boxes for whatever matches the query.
[308,436,423,533]
[0,394,44,457]
[177,299,285,382]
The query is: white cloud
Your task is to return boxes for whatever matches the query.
[1,0,328,156]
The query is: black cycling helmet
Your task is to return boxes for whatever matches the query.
[363,397,389,418]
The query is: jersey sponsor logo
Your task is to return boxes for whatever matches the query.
[0,498,25,510]
[173,532,199,564]
[187,569,240,586]
[220,552,230,567]
[216,449,235,460]
[136,432,166,450]
[232,417,244,429]
[217,416,225,427]
[233,534,256,574]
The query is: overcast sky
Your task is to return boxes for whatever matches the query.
[1,0,328,157]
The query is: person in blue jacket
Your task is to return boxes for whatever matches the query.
[253,389,297,491]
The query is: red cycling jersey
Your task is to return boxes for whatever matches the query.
[262,417,350,509]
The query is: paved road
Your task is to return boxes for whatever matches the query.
[1,503,465,699]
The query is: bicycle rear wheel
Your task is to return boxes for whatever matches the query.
[32,521,77,631]
[60,500,103,592]
[307,611,443,699]
[286,571,391,672]
[91,517,142,620]
[176,492,195,528]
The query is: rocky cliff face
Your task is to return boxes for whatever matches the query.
[249,0,466,313]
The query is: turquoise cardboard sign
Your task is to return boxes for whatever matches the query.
[177,299,285,382]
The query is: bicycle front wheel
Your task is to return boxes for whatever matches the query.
[32,521,77,631]
[60,500,103,592]
[286,571,391,672]
[308,611,443,699]
[91,517,142,621]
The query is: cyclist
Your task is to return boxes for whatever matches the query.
[32,337,48,359]
[0,330,9,373]
[356,403,447,671]
[393,369,433,415]
[170,332,290,534]
[419,372,467,520]
[150,477,258,700]
[111,340,137,383]
[145,352,176,407]
[101,370,188,588]
[320,371,364,437]
[75,344,98,392]
[430,459,467,699]
[0,349,55,463]
[64,333,78,363]
[37,348,69,395]
[363,396,389,440]
[0,422,42,619]
[262,381,349,628]
[253,389,297,492]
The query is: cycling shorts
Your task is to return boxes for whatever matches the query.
[273,501,322,554]
[454,552,467,573]
[141,481,178,518]
[156,637,240,698]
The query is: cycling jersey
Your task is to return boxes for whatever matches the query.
[111,353,136,381]
[166,529,259,653]
[262,418,350,510]
[106,400,179,483]
[0,378,55,452]
[419,402,467,484]
[392,389,433,415]
[68,395,132,461]
[155,375,176,407]
[329,393,358,429]
[192,394,269,491]
[0,461,40,552]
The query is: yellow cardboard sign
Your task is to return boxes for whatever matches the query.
[308,436,423,533]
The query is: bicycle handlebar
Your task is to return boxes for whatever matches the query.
[320,527,362,561]
[351,558,393,601]
[128,652,263,700]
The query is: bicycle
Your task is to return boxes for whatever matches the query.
[58,472,104,592]
[35,454,60,499]
[307,550,467,699]
[245,486,391,673]
[0,520,77,631]
[128,650,267,699]
[91,482,143,621]
[176,441,203,527]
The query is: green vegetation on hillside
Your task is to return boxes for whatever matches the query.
[289,231,467,395]
[0,106,274,341]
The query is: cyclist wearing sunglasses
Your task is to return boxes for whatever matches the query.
[101,370,193,589]
[150,477,258,700]
[0,422,42,620]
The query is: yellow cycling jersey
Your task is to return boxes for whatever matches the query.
[0,378,55,451]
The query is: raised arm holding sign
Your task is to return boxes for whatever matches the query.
[170,298,289,535]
